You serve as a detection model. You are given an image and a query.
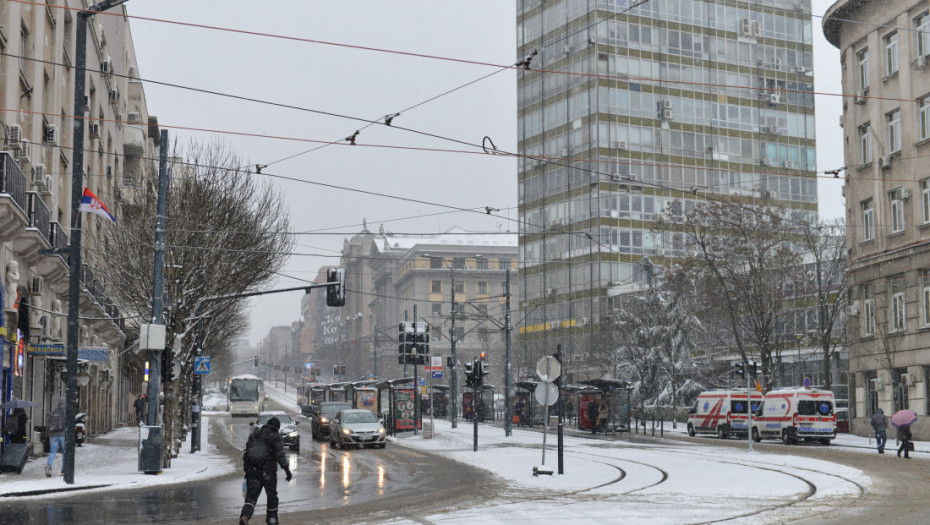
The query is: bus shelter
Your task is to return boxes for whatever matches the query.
[560,383,598,427]
[348,381,378,414]
[427,384,450,418]
[462,385,494,422]
[375,378,418,435]
[579,379,632,433]
[513,381,546,427]
[328,382,348,402]
[310,385,328,406]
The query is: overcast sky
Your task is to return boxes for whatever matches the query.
[126,1,845,345]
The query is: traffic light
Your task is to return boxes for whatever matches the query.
[161,348,173,382]
[733,362,745,379]
[748,360,758,379]
[253,355,258,367]
[414,324,430,354]
[479,360,490,378]
[326,267,346,307]
[398,322,413,355]
[463,360,474,387]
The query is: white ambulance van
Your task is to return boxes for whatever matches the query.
[751,388,837,445]
[687,389,763,439]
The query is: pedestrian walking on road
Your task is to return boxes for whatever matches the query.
[897,425,913,459]
[134,394,146,425]
[46,400,66,477]
[240,417,292,525]
[871,408,888,454]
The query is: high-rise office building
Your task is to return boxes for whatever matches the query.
[516,1,818,359]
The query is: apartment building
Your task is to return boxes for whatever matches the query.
[516,0,818,368]
[825,0,930,438]
[1,2,158,436]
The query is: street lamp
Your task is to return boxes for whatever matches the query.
[421,253,482,429]
[64,0,130,486]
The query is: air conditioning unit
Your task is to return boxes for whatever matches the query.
[769,93,782,105]
[774,58,783,70]
[546,288,556,296]
[43,175,53,194]
[849,300,860,316]
[8,124,23,147]
[32,164,46,184]
[913,55,930,70]
[106,166,113,180]
[109,88,118,104]
[761,157,773,167]
[753,21,762,36]
[762,124,777,134]
[901,373,915,386]
[560,148,569,158]
[587,37,596,46]
[739,18,754,37]
[879,155,892,169]
[614,140,627,150]
[127,112,142,124]
[854,91,867,104]
[661,100,673,110]
[796,65,807,74]
[661,108,674,120]
[90,122,100,138]
[562,45,572,55]
[29,276,44,296]
[100,59,112,75]
[17,141,31,160]
[44,125,58,145]
[578,317,587,326]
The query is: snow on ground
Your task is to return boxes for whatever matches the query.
[0,415,234,500]
[0,381,902,525]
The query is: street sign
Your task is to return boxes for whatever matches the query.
[803,376,811,388]
[535,356,561,383]
[534,382,559,406]
[194,356,211,375]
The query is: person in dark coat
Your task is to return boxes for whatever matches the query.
[4,408,27,444]
[240,417,292,525]
[589,399,599,434]
[897,425,913,459]
[870,408,888,453]
[134,394,146,425]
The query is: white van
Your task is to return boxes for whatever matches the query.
[687,389,763,439]
[751,388,836,445]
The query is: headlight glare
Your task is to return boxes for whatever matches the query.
[342,428,351,435]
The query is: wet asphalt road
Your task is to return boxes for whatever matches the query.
[0,401,496,525]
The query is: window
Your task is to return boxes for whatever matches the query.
[455,281,464,294]
[918,13,930,57]
[890,191,905,233]
[478,281,488,294]
[921,99,930,141]
[476,258,489,270]
[431,280,442,293]
[885,32,899,76]
[453,258,465,270]
[921,179,930,224]
[887,109,902,153]
[453,326,465,342]
[922,271,930,326]
[429,257,443,269]
[431,303,442,317]
[858,49,870,91]
[864,297,876,335]
[499,258,512,270]
[859,124,872,164]
[892,291,906,331]
[862,199,875,241]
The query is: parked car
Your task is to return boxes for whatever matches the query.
[835,408,850,433]
[310,402,353,440]
[252,411,300,451]
[329,409,387,449]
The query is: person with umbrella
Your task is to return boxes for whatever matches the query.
[892,409,917,459]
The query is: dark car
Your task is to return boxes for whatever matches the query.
[310,402,353,440]
[329,409,386,449]
[252,411,300,451]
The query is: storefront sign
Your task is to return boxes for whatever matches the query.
[27,343,110,362]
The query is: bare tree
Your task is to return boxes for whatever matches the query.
[102,140,292,463]
[795,217,848,390]
[672,201,802,390]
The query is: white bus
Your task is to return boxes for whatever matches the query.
[228,374,265,417]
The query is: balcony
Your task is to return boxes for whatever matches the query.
[1,152,28,232]
[49,222,69,264]
[27,192,51,244]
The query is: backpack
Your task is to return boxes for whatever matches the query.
[48,409,66,433]
[243,429,269,469]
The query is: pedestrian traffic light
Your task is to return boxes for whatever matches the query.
[254,355,258,367]
[733,362,745,379]
[326,267,346,307]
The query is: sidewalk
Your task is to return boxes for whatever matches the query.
[0,416,234,499]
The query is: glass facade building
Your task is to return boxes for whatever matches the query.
[516,0,817,350]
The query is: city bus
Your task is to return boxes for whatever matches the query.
[228,374,266,417]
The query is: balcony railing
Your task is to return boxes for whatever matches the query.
[27,192,51,244]
[49,222,69,265]
[0,152,27,214]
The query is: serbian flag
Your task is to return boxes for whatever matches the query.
[78,188,116,222]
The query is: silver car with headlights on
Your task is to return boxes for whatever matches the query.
[329,409,387,449]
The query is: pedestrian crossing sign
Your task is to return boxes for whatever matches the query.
[194,357,211,375]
